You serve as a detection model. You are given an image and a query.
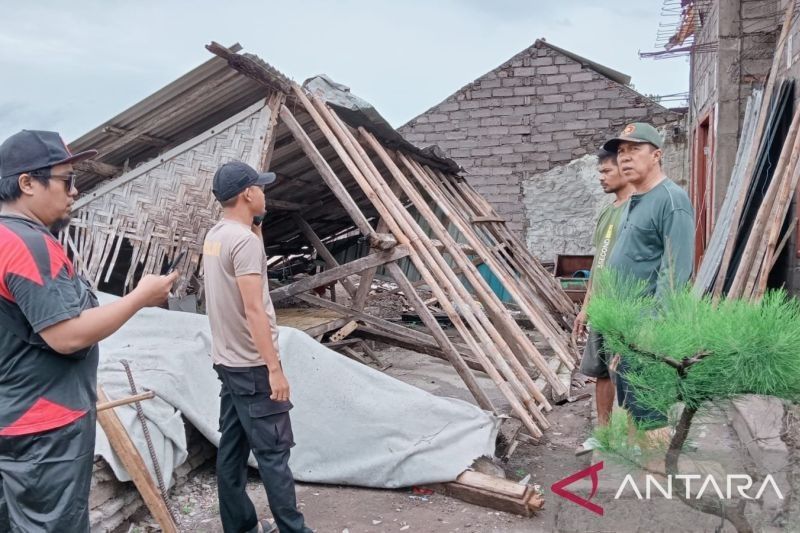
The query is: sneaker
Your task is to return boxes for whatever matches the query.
[575,437,601,456]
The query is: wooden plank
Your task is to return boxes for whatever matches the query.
[330,320,359,342]
[304,317,352,338]
[714,0,796,296]
[206,41,292,94]
[257,92,286,172]
[275,307,343,330]
[471,215,506,224]
[96,386,178,533]
[74,159,121,179]
[74,98,268,211]
[455,470,527,499]
[269,245,410,303]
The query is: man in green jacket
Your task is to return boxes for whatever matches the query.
[574,149,633,455]
[602,122,695,430]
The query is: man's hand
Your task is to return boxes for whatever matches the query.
[269,367,290,402]
[572,309,588,342]
[131,271,179,307]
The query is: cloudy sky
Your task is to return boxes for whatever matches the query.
[0,0,688,143]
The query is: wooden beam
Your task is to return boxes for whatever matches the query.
[74,159,121,179]
[96,390,155,412]
[257,92,286,172]
[206,41,292,94]
[269,245,409,303]
[471,215,506,224]
[96,386,178,533]
[267,199,313,211]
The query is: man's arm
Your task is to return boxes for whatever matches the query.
[236,274,289,402]
[655,207,695,299]
[39,272,178,354]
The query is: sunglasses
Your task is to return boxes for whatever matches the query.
[29,170,78,192]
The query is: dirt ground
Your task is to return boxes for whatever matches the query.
[123,346,597,533]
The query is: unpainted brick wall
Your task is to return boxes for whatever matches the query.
[399,40,685,241]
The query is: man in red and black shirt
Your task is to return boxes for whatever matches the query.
[0,130,178,532]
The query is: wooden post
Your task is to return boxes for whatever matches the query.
[96,386,178,533]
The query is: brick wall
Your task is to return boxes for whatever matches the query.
[400,40,684,241]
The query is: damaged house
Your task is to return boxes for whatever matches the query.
[63,43,579,530]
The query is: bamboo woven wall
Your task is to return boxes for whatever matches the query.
[66,109,264,294]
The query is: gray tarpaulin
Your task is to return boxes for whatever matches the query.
[94,293,500,489]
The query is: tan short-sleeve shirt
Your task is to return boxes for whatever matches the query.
[203,219,280,367]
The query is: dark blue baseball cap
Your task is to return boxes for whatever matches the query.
[0,130,98,178]
[212,161,277,202]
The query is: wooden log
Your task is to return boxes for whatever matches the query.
[308,97,546,434]
[304,317,352,338]
[291,213,358,296]
[289,85,504,423]
[206,41,293,94]
[269,245,410,303]
[96,386,178,533]
[257,92,285,172]
[96,390,156,412]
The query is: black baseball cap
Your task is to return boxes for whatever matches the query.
[212,161,277,202]
[0,130,98,178]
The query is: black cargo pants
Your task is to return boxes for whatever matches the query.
[0,411,96,532]
[214,364,312,533]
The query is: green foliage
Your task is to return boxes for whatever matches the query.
[586,270,800,420]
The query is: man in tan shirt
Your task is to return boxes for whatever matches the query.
[203,161,312,533]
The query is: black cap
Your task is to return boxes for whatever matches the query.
[0,130,98,178]
[212,161,277,202]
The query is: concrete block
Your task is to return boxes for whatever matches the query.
[427,113,449,123]
[601,108,626,119]
[578,110,601,119]
[479,78,502,89]
[458,100,481,110]
[513,67,537,77]
[492,87,514,97]
[572,91,596,101]
[502,116,526,126]
[509,125,531,134]
[438,102,459,112]
[550,151,573,163]
[558,64,583,74]
[570,72,594,82]
[534,113,555,124]
[554,111,578,122]
[542,94,566,103]
[538,65,558,75]
[584,80,611,91]
[530,133,553,143]
[501,96,525,106]
[558,138,581,150]
[563,120,589,130]
[553,131,574,141]
[491,145,514,155]
[586,118,611,128]
[514,86,539,96]
[546,74,569,84]
[530,57,554,66]
[561,102,584,112]
[469,108,493,118]
[501,153,524,164]
[536,85,559,95]
[559,82,584,93]
[471,88,493,99]
[501,77,524,87]
[586,99,611,110]
[480,116,502,127]
[538,103,559,113]
[486,126,510,135]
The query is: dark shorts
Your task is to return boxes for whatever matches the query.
[579,329,611,379]
[615,357,669,429]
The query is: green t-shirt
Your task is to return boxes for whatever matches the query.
[591,201,627,273]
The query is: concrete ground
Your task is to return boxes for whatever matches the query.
[123,347,796,532]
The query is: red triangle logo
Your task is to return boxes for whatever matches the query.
[0,397,86,436]
[551,461,604,515]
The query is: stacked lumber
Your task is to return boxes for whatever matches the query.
[694,0,798,300]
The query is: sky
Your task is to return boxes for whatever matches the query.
[0,0,689,143]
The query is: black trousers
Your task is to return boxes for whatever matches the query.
[0,411,96,532]
[215,364,312,533]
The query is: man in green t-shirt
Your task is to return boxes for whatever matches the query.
[574,149,633,455]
